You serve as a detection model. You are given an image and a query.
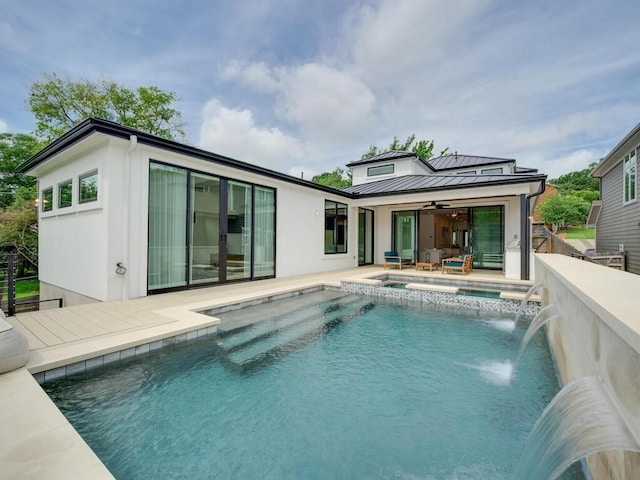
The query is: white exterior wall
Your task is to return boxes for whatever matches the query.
[37,139,113,302]
[35,134,357,303]
[351,158,419,185]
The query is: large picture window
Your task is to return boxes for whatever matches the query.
[325,200,348,254]
[623,149,636,204]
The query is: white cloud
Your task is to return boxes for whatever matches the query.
[197,98,305,172]
[274,63,376,141]
[0,118,7,133]
[220,60,279,93]
[220,60,376,143]
[538,149,606,180]
[345,0,490,86]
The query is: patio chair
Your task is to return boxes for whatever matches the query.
[383,251,412,270]
[442,254,473,275]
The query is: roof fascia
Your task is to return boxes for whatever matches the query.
[345,152,416,167]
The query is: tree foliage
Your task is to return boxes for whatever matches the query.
[550,162,600,196]
[536,194,590,228]
[28,72,186,141]
[361,134,448,160]
[311,167,352,188]
[0,133,42,208]
[0,198,38,267]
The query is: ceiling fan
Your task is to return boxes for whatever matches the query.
[422,200,450,210]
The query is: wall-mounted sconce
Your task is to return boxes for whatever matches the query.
[115,262,127,275]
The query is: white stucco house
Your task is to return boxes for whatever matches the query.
[17,118,546,306]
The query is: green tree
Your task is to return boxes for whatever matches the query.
[362,134,448,160]
[551,162,600,196]
[0,197,38,268]
[536,195,590,228]
[28,72,186,141]
[0,133,42,208]
[311,167,352,188]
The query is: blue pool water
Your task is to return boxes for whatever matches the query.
[43,290,584,479]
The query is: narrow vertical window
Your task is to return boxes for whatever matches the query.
[42,187,53,212]
[58,180,73,208]
[79,170,99,203]
[325,200,348,254]
[623,149,636,204]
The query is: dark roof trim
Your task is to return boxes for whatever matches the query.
[17,117,353,198]
[591,122,640,178]
[345,150,418,167]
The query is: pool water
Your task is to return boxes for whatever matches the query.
[43,291,585,479]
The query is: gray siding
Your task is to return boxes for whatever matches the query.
[597,155,640,274]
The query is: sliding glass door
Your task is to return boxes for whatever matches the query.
[358,208,374,265]
[148,163,188,290]
[471,206,504,269]
[148,162,276,292]
[392,211,417,262]
[226,180,252,281]
[190,173,220,285]
[254,186,276,277]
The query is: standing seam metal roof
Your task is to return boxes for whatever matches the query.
[342,173,546,196]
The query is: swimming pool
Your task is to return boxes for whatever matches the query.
[42,290,584,479]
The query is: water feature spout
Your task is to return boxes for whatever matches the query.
[514,282,545,327]
[516,304,562,363]
[512,376,640,480]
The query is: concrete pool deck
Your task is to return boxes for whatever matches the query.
[0,266,531,479]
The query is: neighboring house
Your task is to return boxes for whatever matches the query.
[17,118,546,306]
[590,122,640,274]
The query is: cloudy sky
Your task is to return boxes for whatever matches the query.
[2,0,639,179]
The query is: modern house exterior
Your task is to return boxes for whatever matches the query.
[17,118,546,306]
[591,122,640,275]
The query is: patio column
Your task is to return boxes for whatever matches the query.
[520,194,529,280]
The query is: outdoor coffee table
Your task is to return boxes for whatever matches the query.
[415,261,438,271]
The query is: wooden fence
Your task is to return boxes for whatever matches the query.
[533,228,626,271]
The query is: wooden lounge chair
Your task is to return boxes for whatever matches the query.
[383,251,412,270]
[442,254,473,275]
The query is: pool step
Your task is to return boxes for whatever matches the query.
[217,298,374,373]
[216,295,365,352]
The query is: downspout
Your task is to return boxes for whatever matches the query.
[121,135,138,300]
[521,179,546,280]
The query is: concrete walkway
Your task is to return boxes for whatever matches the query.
[564,238,595,253]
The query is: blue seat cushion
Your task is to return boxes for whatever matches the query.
[446,261,464,267]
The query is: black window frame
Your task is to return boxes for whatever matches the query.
[324,200,348,254]
[367,164,394,177]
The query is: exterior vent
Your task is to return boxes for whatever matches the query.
[586,201,602,228]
